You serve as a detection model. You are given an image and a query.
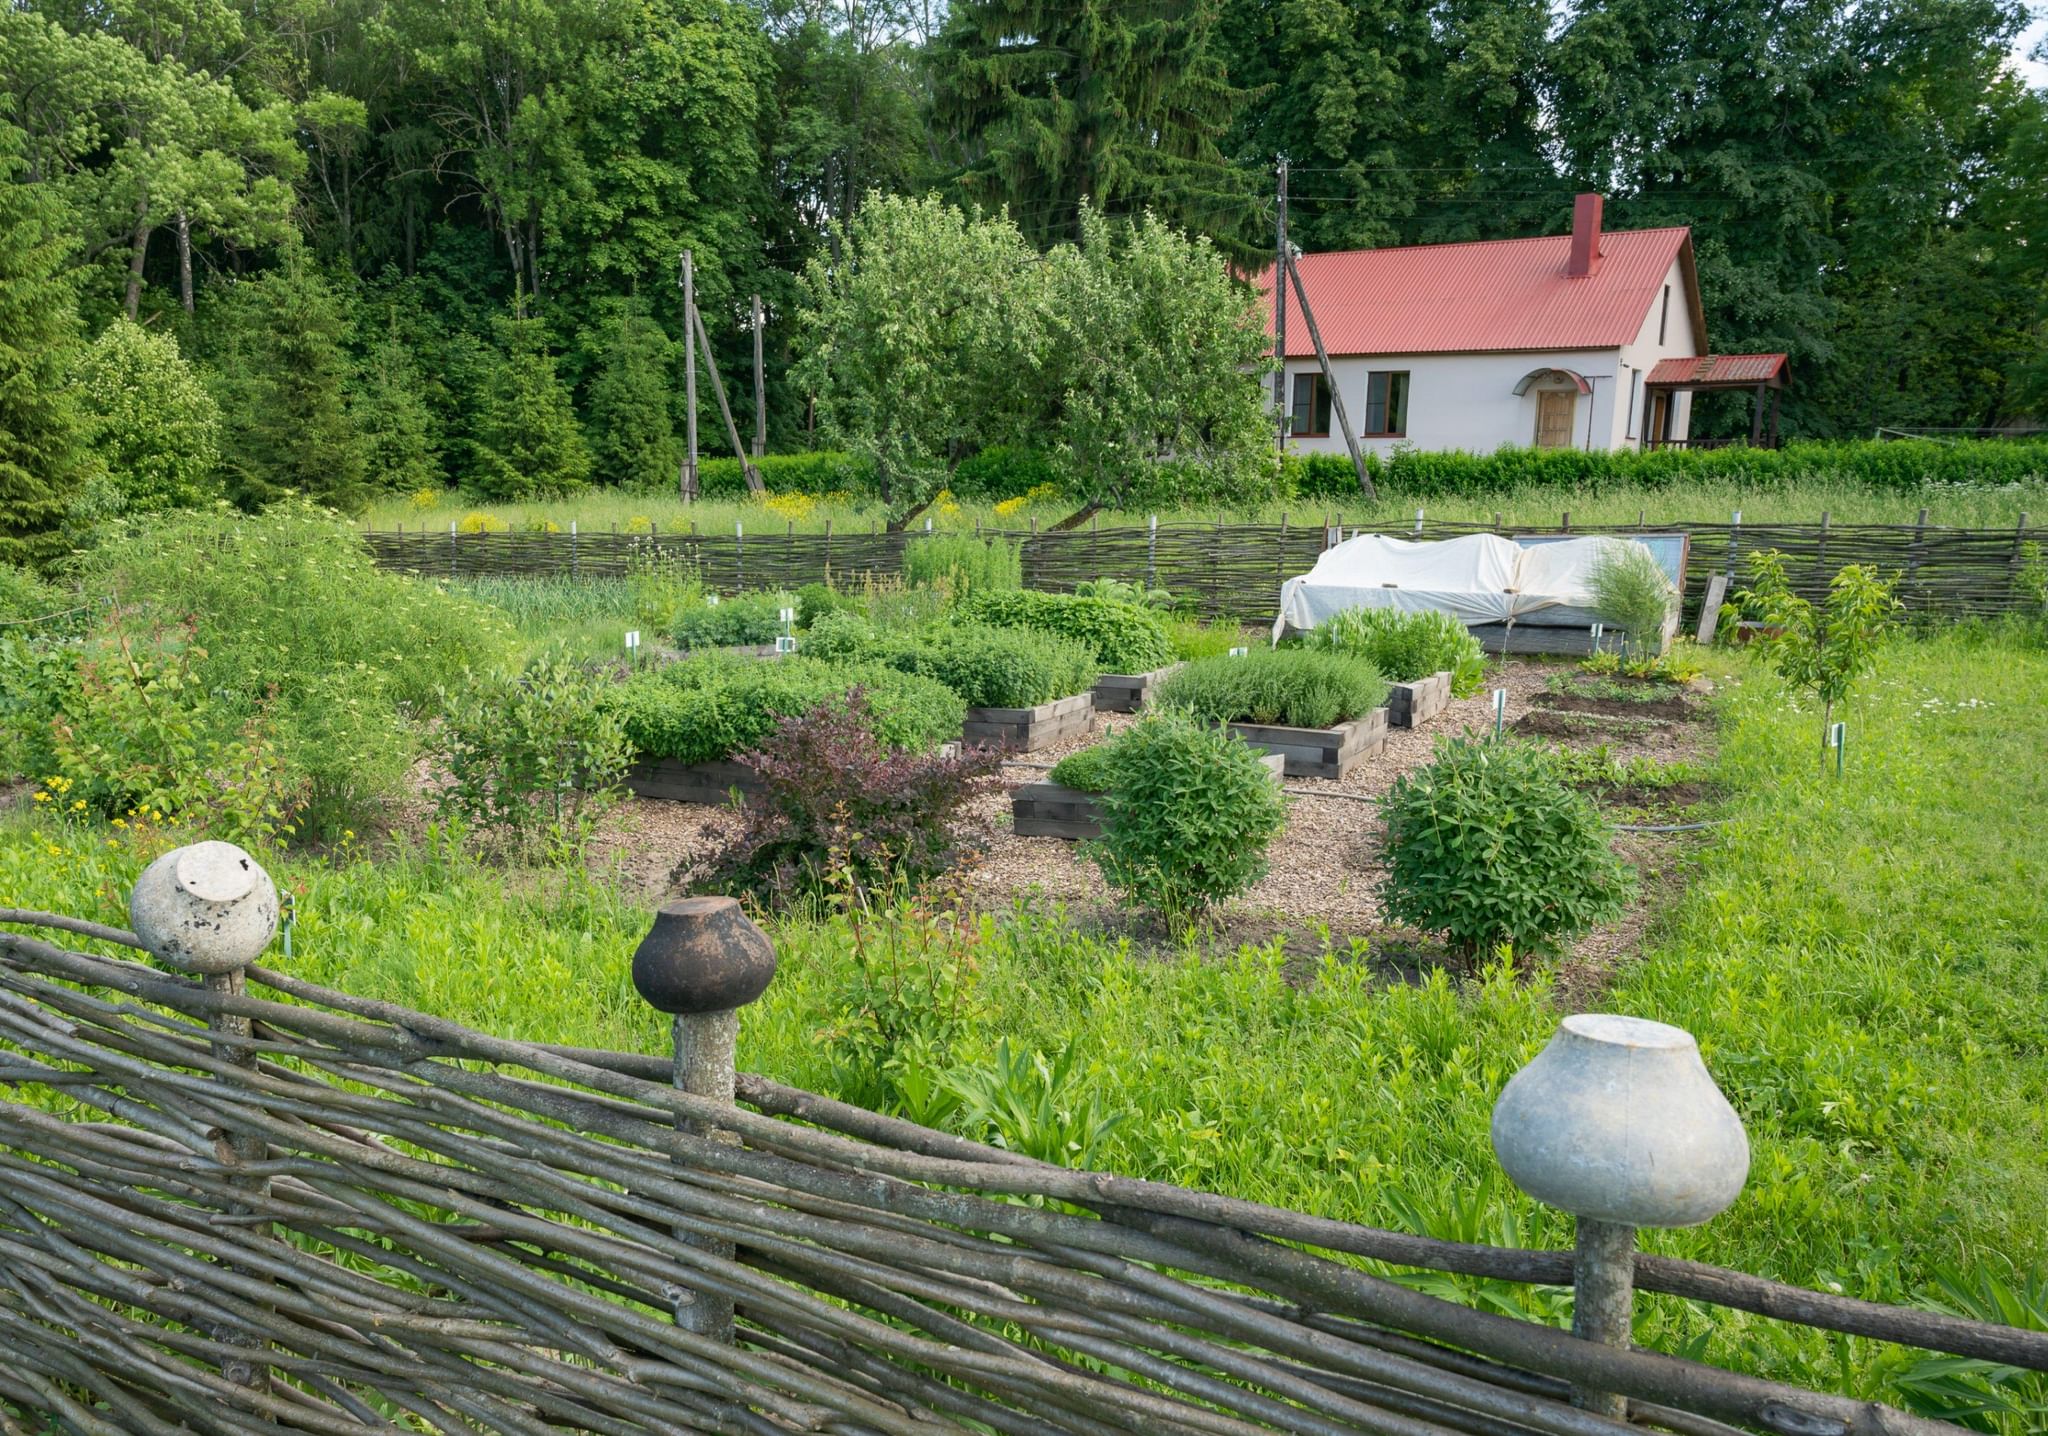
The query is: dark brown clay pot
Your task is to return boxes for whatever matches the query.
[631,896,778,1015]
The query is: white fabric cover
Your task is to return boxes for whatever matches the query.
[1276,532,1635,634]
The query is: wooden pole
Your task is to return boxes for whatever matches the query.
[1272,157,1290,454]
[1286,252,1377,500]
[694,305,764,493]
[751,294,766,460]
[680,250,699,501]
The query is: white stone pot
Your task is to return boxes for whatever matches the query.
[1490,1013,1748,1228]
[128,841,279,975]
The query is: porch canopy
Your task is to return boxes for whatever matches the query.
[1644,352,1789,447]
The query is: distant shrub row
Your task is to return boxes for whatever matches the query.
[682,438,2048,509]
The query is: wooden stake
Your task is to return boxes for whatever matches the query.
[693,305,763,492]
[751,294,767,460]
[680,251,699,501]
[1286,251,1377,500]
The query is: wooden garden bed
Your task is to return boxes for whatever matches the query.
[1226,708,1388,779]
[623,757,764,806]
[962,691,1097,752]
[1013,753,1285,840]
[1386,671,1452,728]
[1092,663,1184,714]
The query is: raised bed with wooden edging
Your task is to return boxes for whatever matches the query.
[1091,663,1184,714]
[1386,672,1452,728]
[1228,708,1388,779]
[962,691,1096,752]
[623,757,764,806]
[1013,752,1285,840]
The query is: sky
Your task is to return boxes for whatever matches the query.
[2017,9,2048,89]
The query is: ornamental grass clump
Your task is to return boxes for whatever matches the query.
[1588,541,1678,658]
[1086,710,1288,935]
[1156,649,1387,728]
[1379,736,1634,959]
[1304,607,1486,695]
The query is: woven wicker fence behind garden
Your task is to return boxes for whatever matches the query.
[2,907,2042,1436]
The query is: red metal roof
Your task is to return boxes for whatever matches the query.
[1261,227,1697,357]
[1645,353,1788,387]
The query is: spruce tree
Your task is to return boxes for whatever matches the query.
[586,305,675,490]
[353,310,442,495]
[471,309,591,500]
[0,120,90,565]
[210,241,366,512]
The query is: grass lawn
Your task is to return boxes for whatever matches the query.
[4,627,2043,1418]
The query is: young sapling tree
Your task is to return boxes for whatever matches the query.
[1735,550,1900,768]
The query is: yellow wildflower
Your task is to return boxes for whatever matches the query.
[32,791,50,803]
[70,799,86,811]
[111,818,127,829]
[992,495,1027,518]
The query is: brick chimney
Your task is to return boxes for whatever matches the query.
[1567,193,1604,277]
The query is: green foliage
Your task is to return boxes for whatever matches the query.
[1087,710,1288,933]
[947,445,1059,502]
[1589,542,1678,656]
[1073,575,1178,612]
[944,1038,1128,1168]
[902,532,1021,598]
[889,622,1099,709]
[1734,550,1901,761]
[1304,607,1486,694]
[469,311,592,500]
[0,119,89,566]
[694,451,876,499]
[77,503,514,830]
[796,581,860,630]
[352,314,442,494]
[1380,737,1634,956]
[1166,618,1243,661]
[586,306,675,491]
[670,591,795,649]
[205,243,365,512]
[1047,744,1115,794]
[607,655,964,764]
[72,319,221,515]
[430,654,632,856]
[956,589,1176,674]
[1158,649,1388,728]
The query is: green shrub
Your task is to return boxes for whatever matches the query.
[1589,542,1678,656]
[430,655,633,856]
[1166,617,1242,661]
[947,444,1062,502]
[797,581,863,629]
[1087,710,1288,933]
[958,589,1176,674]
[1157,649,1387,728]
[1047,743,1114,793]
[1380,736,1634,956]
[1304,607,1486,695]
[670,590,795,649]
[607,655,963,764]
[890,622,1098,709]
[902,532,1022,598]
[692,450,876,498]
[797,609,884,662]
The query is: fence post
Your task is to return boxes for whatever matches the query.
[129,841,283,1392]
[1147,514,1158,591]
[1815,510,1829,577]
[736,521,745,591]
[2014,512,2033,603]
[571,520,579,580]
[1491,1015,1749,1420]
[1906,506,1930,597]
[448,521,457,579]
[631,897,778,1341]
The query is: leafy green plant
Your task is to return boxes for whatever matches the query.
[1305,607,1486,695]
[1733,550,1901,765]
[670,590,797,649]
[1891,1264,2048,1433]
[1588,540,1679,657]
[894,622,1099,708]
[1047,743,1114,793]
[1156,649,1387,728]
[1087,710,1288,933]
[957,588,1175,674]
[1379,736,1634,957]
[943,1037,1128,1169]
[430,655,633,857]
[1166,617,1243,661]
[1073,575,1177,612]
[903,532,1022,597]
[797,581,863,629]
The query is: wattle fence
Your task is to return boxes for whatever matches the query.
[4,892,2045,1436]
[361,513,2043,623]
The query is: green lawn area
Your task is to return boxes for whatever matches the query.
[4,627,2043,1416]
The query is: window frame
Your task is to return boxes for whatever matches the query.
[1362,370,1409,438]
[1289,371,1332,438]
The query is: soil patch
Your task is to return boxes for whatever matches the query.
[1532,691,1698,721]
[1512,710,1660,742]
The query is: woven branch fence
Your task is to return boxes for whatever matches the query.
[3,906,2043,1436]
[360,515,2042,623]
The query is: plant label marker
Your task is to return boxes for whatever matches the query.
[779,607,795,624]
[706,593,719,607]
[1829,720,1846,777]
[775,635,796,654]
[1493,688,1508,738]
[1229,646,1249,658]
[1414,507,1425,535]
[926,518,934,532]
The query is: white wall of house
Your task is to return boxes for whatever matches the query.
[1279,258,1704,455]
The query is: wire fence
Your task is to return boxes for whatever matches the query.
[361,514,2043,623]
[2,905,2041,1435]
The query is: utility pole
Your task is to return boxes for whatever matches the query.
[751,294,766,460]
[1273,156,1291,454]
[679,250,700,501]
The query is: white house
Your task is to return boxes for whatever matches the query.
[1262,194,1786,455]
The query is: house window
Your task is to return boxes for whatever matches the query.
[1290,372,1331,437]
[1659,286,1670,344]
[1364,371,1408,436]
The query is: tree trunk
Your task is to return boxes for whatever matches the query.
[1049,502,1105,532]
[124,191,152,320]
[175,210,194,315]
[887,496,934,534]
[1820,700,1832,771]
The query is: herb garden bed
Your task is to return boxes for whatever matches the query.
[1227,709,1388,779]
[1012,752,1284,840]
[1091,664,1184,713]
[623,757,765,806]
[1386,671,1453,728]
[962,692,1097,752]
